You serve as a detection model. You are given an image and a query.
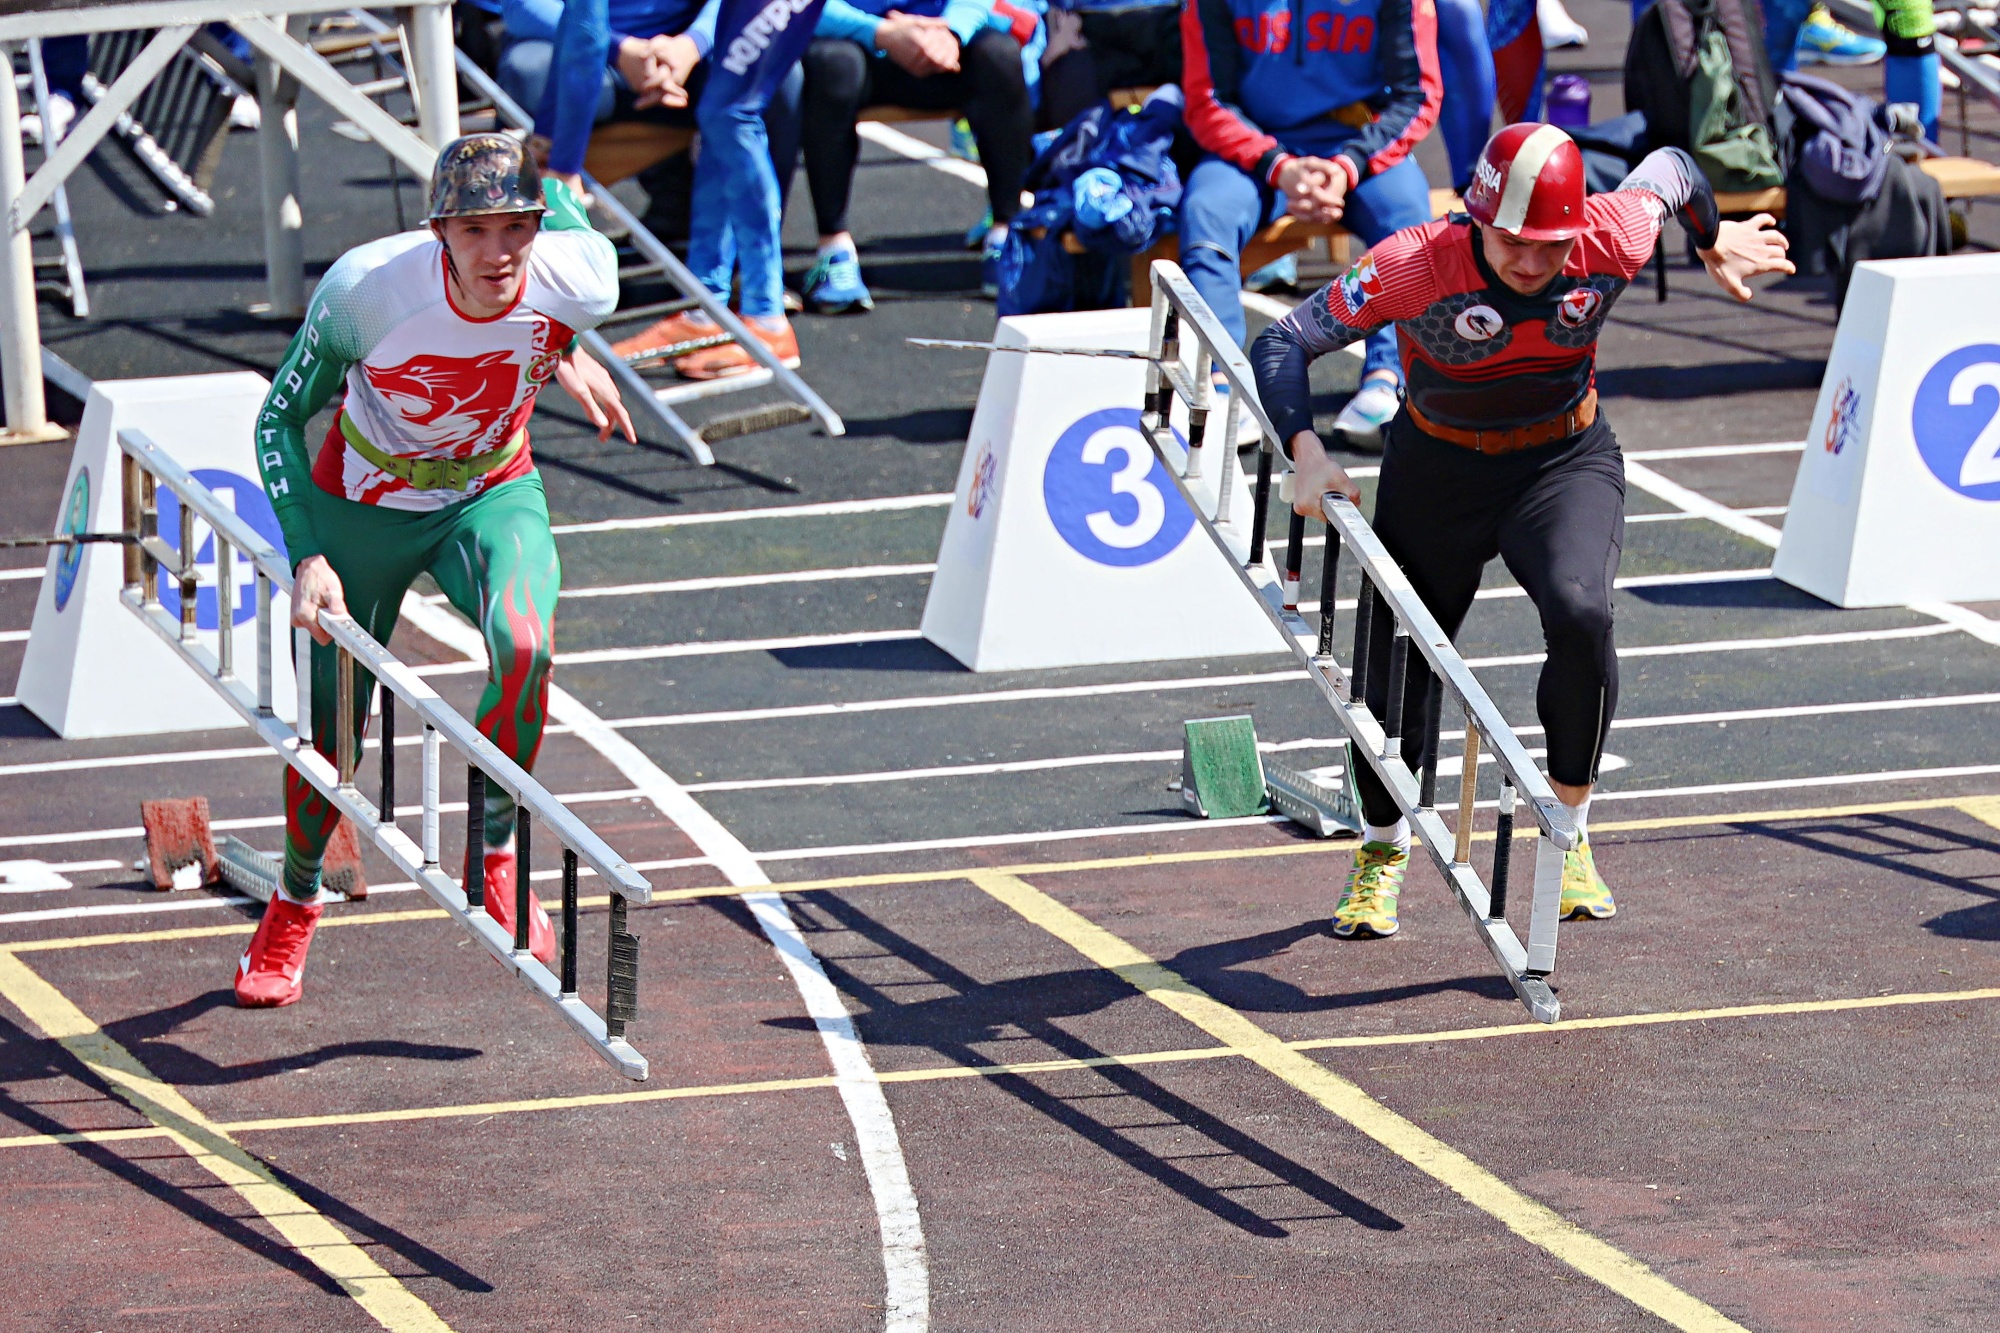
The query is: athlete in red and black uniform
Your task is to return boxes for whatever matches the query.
[1251,123,1794,939]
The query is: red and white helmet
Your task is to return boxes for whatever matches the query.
[1464,123,1587,241]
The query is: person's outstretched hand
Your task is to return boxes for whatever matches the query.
[1699,213,1795,301]
[554,347,637,443]
[292,555,348,646]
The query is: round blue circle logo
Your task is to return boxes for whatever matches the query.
[52,467,89,612]
[155,469,288,629]
[1911,343,2000,502]
[1041,408,1194,567]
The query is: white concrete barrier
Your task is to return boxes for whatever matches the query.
[15,374,298,737]
[1775,255,2000,607]
[920,309,1287,672]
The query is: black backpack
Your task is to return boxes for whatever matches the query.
[1625,0,1783,189]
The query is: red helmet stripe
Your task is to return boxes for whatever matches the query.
[1492,124,1574,234]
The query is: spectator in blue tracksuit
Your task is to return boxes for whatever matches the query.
[1180,0,1443,449]
[533,0,822,379]
[793,0,1040,311]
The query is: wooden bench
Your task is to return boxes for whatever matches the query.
[1712,153,2000,216]
[580,89,1161,185]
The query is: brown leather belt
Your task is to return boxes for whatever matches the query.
[1406,389,1598,456]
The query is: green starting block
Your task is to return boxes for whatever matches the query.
[1180,715,1362,836]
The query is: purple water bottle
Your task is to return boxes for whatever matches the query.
[1546,74,1591,130]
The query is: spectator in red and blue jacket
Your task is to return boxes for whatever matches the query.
[1180,0,1443,448]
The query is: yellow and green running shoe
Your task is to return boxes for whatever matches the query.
[1332,841,1407,938]
[1560,837,1617,920]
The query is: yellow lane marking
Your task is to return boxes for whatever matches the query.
[0,951,454,1332]
[967,870,1750,1333]
[9,793,1994,956]
[5,983,2000,1152]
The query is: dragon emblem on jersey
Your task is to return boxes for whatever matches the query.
[363,350,520,445]
[1338,254,1384,315]
[524,316,575,389]
[1557,287,1604,328]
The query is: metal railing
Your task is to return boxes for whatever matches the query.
[115,427,653,1078]
[1140,262,1577,1023]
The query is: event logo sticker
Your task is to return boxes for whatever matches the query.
[1912,343,2000,501]
[155,469,289,629]
[1042,408,1194,567]
[52,467,89,612]
[1823,376,1861,455]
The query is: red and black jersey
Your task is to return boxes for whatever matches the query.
[1252,147,1720,441]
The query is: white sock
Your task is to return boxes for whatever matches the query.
[985,223,1009,248]
[1564,795,1591,842]
[1363,819,1410,851]
[746,313,789,334]
[816,239,853,260]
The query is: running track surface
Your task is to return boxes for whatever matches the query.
[4,9,2000,1328]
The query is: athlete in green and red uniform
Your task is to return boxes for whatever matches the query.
[237,134,634,1007]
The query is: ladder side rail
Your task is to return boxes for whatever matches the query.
[114,428,653,1075]
[1139,264,1561,1021]
[116,429,651,904]
[25,39,88,316]
[1146,261,1573,847]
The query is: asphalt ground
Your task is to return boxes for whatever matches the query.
[4,6,2000,1328]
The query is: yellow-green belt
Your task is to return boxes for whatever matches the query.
[340,412,525,492]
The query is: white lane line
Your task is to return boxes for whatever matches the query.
[758,815,1288,865]
[601,669,1312,733]
[535,563,935,600]
[1625,506,1786,524]
[411,628,920,676]
[0,697,18,708]
[0,744,273,778]
[551,492,952,537]
[1298,565,1773,612]
[0,631,26,644]
[0,787,650,851]
[396,593,931,1333]
[857,120,986,189]
[0,567,43,582]
[1623,458,2000,650]
[1597,763,2000,802]
[684,737,1336,796]
[1623,441,1804,461]
[1468,622,1954,668]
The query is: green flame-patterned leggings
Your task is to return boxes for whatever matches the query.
[281,471,560,900]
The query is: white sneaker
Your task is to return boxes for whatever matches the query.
[1539,0,1589,48]
[21,90,75,146]
[1332,378,1401,453]
[229,94,261,131]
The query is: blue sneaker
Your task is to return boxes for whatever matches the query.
[949,117,980,163]
[1798,3,1885,64]
[981,232,1006,299]
[1244,253,1298,294]
[1333,376,1402,453]
[802,247,873,314]
[963,208,995,252]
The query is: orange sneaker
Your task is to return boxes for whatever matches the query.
[473,844,556,965]
[608,311,728,366]
[673,319,801,381]
[235,893,323,1007]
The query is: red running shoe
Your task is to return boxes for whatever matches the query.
[474,845,556,965]
[235,893,323,1007]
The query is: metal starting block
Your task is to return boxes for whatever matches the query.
[1180,715,1364,836]
[1137,261,1577,1024]
[112,430,653,1079]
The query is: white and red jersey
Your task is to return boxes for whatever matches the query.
[293,224,617,510]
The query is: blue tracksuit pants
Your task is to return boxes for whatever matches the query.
[1180,128,1432,380]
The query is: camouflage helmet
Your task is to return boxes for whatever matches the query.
[427,133,546,222]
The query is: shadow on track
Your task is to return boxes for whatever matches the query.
[714,893,1405,1238]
